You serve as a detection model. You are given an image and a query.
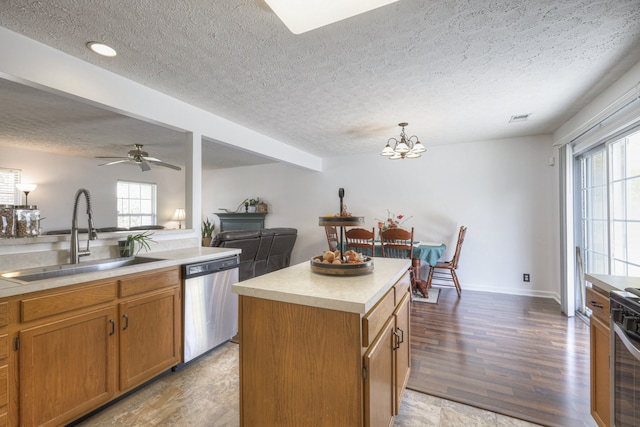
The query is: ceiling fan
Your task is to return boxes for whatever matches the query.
[96,144,182,172]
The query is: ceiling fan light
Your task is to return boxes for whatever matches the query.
[389,152,403,160]
[405,151,421,159]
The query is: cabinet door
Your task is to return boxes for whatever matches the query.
[394,292,411,414]
[19,307,117,427]
[590,314,610,427]
[119,288,181,391]
[364,316,395,427]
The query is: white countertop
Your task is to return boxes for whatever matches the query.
[232,257,411,314]
[586,273,640,294]
[0,246,240,298]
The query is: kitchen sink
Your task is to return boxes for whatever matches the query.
[0,257,164,283]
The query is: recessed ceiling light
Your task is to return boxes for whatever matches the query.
[265,0,399,34]
[509,114,530,123]
[86,42,117,57]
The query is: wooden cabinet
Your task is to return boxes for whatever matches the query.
[363,317,395,427]
[119,287,181,391]
[0,301,9,427]
[238,268,411,427]
[394,292,411,413]
[19,307,117,427]
[7,266,181,427]
[587,285,610,427]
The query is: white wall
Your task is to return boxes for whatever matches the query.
[204,134,560,300]
[1,145,186,232]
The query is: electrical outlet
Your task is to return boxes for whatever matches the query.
[523,273,530,282]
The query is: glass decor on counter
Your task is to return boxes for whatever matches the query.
[15,205,40,237]
[0,204,15,238]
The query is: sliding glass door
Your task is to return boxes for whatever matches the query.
[576,128,640,314]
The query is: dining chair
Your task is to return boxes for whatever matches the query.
[380,227,414,259]
[426,226,467,297]
[324,226,339,251]
[380,227,424,296]
[344,227,375,257]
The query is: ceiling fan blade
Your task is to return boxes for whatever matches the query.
[141,156,161,162]
[147,160,182,171]
[99,159,130,166]
[139,161,152,172]
[95,156,128,159]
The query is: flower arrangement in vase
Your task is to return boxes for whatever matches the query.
[377,210,412,231]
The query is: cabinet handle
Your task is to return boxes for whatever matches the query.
[123,314,129,330]
[393,330,401,350]
[588,300,604,309]
[109,319,115,336]
[397,327,404,345]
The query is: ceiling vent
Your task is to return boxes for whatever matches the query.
[509,114,530,123]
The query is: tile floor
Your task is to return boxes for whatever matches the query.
[74,342,543,427]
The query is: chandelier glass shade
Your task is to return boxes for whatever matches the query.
[381,122,426,160]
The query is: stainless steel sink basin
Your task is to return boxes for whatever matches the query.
[0,257,164,283]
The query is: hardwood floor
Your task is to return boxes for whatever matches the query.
[408,287,597,427]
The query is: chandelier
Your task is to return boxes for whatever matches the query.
[380,122,426,160]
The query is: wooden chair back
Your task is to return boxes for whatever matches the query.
[344,227,375,257]
[380,227,414,259]
[451,226,467,269]
[324,226,339,251]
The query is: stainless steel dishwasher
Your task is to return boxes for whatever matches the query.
[182,255,239,363]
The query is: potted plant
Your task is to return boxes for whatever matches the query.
[119,231,156,257]
[202,217,215,246]
[247,197,261,213]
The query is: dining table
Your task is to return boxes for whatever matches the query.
[353,241,446,298]
[337,240,446,297]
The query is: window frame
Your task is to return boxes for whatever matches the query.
[116,180,157,228]
[0,168,21,205]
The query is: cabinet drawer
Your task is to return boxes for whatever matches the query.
[0,364,7,408]
[362,288,395,347]
[394,271,411,304]
[0,302,7,328]
[21,281,117,323]
[0,335,6,362]
[119,267,180,298]
[586,286,610,323]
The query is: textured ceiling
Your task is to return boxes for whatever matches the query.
[1,0,640,169]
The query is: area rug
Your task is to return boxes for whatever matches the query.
[412,288,439,304]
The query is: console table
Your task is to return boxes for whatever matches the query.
[215,212,267,232]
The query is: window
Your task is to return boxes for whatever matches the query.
[610,132,640,275]
[116,181,157,228]
[0,168,21,204]
[579,128,640,276]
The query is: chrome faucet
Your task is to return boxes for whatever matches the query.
[70,188,98,264]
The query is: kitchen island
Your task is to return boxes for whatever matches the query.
[232,257,412,427]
